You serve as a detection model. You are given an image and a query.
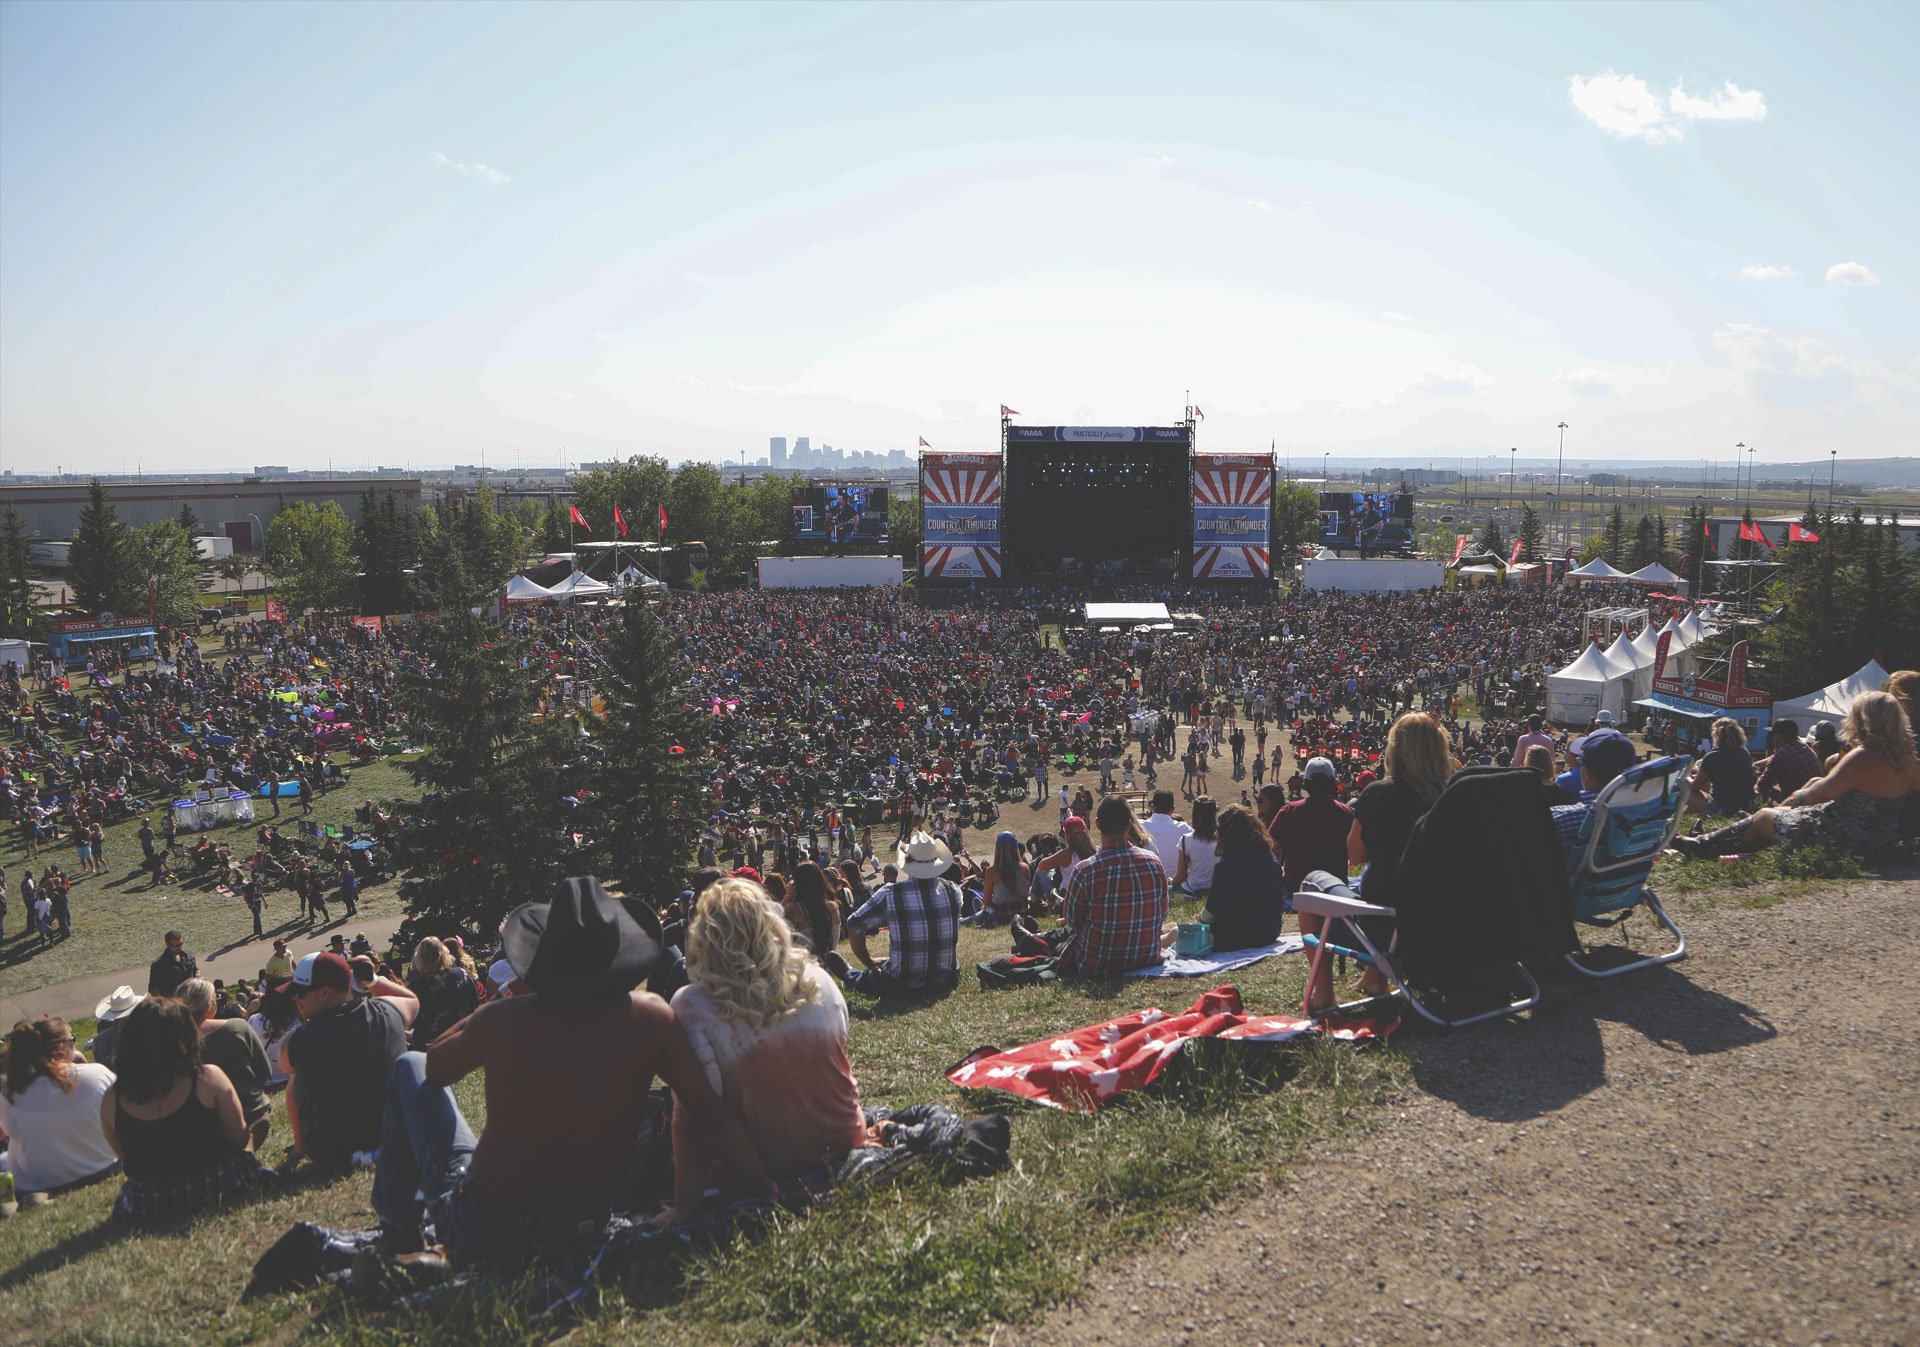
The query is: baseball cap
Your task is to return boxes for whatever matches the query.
[272,938,287,950]
[1302,756,1338,783]
[1062,815,1088,837]
[292,950,351,991]
[1570,728,1636,782]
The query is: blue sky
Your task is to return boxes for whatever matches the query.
[2,1,1914,473]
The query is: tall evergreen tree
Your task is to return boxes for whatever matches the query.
[355,489,418,616]
[1600,504,1629,568]
[399,609,577,940]
[68,480,134,614]
[1516,505,1544,563]
[1474,516,1505,560]
[0,506,38,639]
[583,598,708,908]
[177,502,201,538]
[1627,514,1659,571]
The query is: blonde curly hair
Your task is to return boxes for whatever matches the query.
[685,878,820,1029]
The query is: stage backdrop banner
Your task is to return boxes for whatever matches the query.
[1192,453,1273,579]
[921,452,1003,579]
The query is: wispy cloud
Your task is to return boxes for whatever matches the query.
[431,151,510,185]
[1734,264,1796,281]
[1825,261,1880,286]
[1569,72,1767,144]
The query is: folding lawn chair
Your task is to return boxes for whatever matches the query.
[1562,755,1692,978]
[1293,766,1574,1029]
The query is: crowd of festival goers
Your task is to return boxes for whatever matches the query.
[1,584,1914,1289]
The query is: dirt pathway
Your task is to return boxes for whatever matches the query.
[1014,876,1920,1347]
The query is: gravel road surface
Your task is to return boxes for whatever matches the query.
[1014,875,1919,1347]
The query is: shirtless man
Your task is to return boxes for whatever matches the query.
[367,877,772,1265]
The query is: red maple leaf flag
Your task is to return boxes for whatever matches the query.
[918,436,930,447]
[999,404,1020,416]
[1193,406,1205,421]
[613,505,628,538]
[1789,523,1820,542]
[658,503,668,536]
[569,504,590,531]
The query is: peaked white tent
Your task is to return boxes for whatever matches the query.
[1774,660,1892,728]
[1676,610,1707,645]
[1631,622,1664,669]
[1567,557,1630,581]
[1625,560,1681,586]
[1547,643,1631,725]
[503,574,557,602]
[1605,630,1655,699]
[615,566,667,594]
[548,570,613,598]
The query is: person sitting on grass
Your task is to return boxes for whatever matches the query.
[1014,796,1167,977]
[0,1017,121,1206]
[671,879,871,1193]
[824,835,964,998]
[1672,692,1919,863]
[1187,804,1286,952]
[1684,717,1756,817]
[177,978,274,1151]
[363,876,771,1269]
[281,951,419,1170]
[1171,796,1219,899]
[964,831,1030,927]
[100,998,270,1221]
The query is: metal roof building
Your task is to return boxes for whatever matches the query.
[0,478,422,551]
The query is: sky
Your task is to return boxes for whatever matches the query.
[2,1,1916,475]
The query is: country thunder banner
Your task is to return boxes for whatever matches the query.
[1192,453,1273,579]
[921,452,1002,579]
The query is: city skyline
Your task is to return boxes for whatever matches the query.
[2,4,1914,474]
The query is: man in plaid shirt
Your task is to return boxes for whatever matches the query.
[1058,797,1167,977]
[1755,720,1821,801]
[829,835,963,996]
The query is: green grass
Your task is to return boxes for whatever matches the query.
[0,757,422,997]
[0,910,1410,1347]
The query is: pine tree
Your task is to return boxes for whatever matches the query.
[1627,514,1658,571]
[0,506,38,639]
[68,480,134,614]
[177,503,201,539]
[398,609,577,940]
[1474,516,1504,560]
[355,489,418,616]
[1516,505,1544,563]
[1600,505,1629,568]
[583,598,708,908]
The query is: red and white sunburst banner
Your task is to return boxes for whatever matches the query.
[921,452,1002,579]
[1192,453,1274,579]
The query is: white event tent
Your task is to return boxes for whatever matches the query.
[1566,557,1631,581]
[1625,560,1682,587]
[1774,660,1892,728]
[548,570,613,599]
[1604,630,1655,699]
[1546,643,1631,725]
[502,574,557,602]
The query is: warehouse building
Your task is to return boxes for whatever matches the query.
[0,477,422,551]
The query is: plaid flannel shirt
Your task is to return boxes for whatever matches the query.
[845,877,962,987]
[112,1151,271,1221]
[1756,739,1821,798]
[1060,841,1167,977]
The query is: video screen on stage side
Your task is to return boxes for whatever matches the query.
[1318,492,1414,550]
[791,485,888,546]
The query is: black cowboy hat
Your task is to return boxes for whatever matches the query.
[502,876,663,1006]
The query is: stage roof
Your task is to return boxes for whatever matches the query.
[1084,602,1171,625]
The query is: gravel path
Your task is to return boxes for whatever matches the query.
[1014,875,1920,1347]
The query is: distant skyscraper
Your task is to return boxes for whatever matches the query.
[769,436,787,469]
[794,436,811,467]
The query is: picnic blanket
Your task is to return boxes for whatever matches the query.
[250,1103,1010,1316]
[1126,935,1305,978]
[946,986,1397,1113]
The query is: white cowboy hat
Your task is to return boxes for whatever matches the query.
[94,986,144,1022]
[896,832,954,879]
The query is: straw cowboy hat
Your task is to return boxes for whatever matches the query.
[94,986,144,1022]
[896,832,954,880]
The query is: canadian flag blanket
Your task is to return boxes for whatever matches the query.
[945,986,1396,1113]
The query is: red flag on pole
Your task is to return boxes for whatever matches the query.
[999,405,1020,417]
[1789,523,1820,542]
[1509,539,1524,566]
[658,504,668,536]
[569,504,590,531]
[1193,406,1205,421]
[917,436,930,448]
[613,505,628,538]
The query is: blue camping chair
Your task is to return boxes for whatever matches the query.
[1562,755,1692,978]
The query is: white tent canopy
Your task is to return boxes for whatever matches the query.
[548,570,613,598]
[1676,610,1708,645]
[1605,631,1654,699]
[615,566,666,593]
[1625,560,1681,585]
[503,574,556,601]
[1547,642,1631,725]
[1774,660,1891,728]
[1631,622,1664,670]
[1567,557,1630,580]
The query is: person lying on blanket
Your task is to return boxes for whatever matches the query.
[362,876,772,1273]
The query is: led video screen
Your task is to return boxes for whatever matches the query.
[791,485,889,546]
[1318,492,1414,550]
